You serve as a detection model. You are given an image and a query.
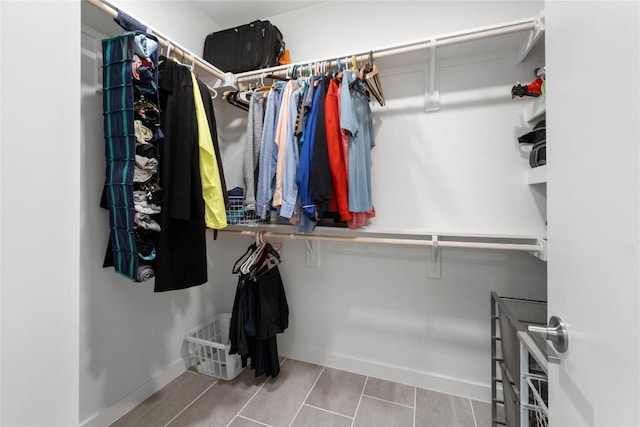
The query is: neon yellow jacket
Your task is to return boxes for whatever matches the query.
[191,72,227,229]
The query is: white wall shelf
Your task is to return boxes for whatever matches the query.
[528,165,547,185]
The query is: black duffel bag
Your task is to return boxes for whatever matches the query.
[203,20,285,73]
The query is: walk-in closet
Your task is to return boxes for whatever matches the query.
[1,1,639,426]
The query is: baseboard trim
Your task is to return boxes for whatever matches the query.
[81,355,192,426]
[278,341,491,403]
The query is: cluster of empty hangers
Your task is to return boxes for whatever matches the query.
[232,231,282,281]
[223,52,385,111]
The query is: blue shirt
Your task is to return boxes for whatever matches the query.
[256,84,284,219]
[348,78,376,212]
[295,79,323,221]
[280,87,302,218]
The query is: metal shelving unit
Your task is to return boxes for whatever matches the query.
[491,292,548,427]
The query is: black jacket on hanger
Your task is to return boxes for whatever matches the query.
[154,57,207,292]
[309,76,332,212]
[230,243,289,377]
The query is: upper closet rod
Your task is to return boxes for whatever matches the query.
[86,0,231,84]
[235,17,538,85]
[222,230,543,254]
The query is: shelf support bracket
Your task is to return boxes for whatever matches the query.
[425,40,440,112]
[305,239,320,268]
[426,235,441,279]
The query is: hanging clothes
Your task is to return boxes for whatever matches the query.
[309,76,332,213]
[244,94,266,211]
[190,71,227,229]
[279,86,303,219]
[256,84,284,219]
[154,56,207,292]
[229,240,289,378]
[341,70,376,228]
[296,77,323,228]
[272,80,299,209]
[325,77,352,222]
[347,73,376,214]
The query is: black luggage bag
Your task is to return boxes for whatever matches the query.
[203,20,285,73]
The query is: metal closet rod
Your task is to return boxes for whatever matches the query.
[235,18,537,85]
[222,230,543,253]
[86,0,229,82]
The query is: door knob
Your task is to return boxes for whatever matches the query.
[528,315,569,353]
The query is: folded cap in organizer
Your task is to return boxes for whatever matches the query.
[134,155,158,182]
[136,106,161,128]
[134,190,161,214]
[134,212,161,232]
[134,120,153,144]
[136,140,157,159]
[136,264,155,282]
[518,120,546,145]
[134,34,158,59]
[140,181,164,205]
[136,229,157,261]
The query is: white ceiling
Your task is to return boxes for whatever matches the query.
[193,1,326,28]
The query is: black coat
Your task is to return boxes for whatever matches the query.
[154,57,207,292]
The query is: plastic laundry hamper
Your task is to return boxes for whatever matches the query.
[185,313,244,380]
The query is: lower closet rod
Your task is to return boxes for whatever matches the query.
[221,230,542,253]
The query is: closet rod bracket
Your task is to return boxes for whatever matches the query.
[425,40,440,112]
[532,239,547,261]
[426,235,441,279]
[304,238,320,268]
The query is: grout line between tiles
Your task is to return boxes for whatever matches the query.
[350,376,369,427]
[280,357,288,366]
[225,375,271,427]
[288,366,325,427]
[303,403,354,420]
[162,378,218,427]
[361,393,415,410]
[237,414,274,427]
[413,386,417,427]
[184,369,200,375]
[469,398,478,427]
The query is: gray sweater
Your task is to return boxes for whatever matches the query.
[243,93,266,210]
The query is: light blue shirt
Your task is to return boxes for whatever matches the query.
[256,84,284,219]
[347,76,375,212]
[280,87,302,218]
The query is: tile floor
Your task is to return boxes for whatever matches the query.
[111,358,492,427]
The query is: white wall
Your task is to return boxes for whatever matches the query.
[215,1,547,401]
[1,1,80,425]
[79,2,224,425]
[270,1,543,65]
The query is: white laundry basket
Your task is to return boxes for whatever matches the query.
[185,313,244,380]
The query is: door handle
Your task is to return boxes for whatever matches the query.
[528,315,569,354]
